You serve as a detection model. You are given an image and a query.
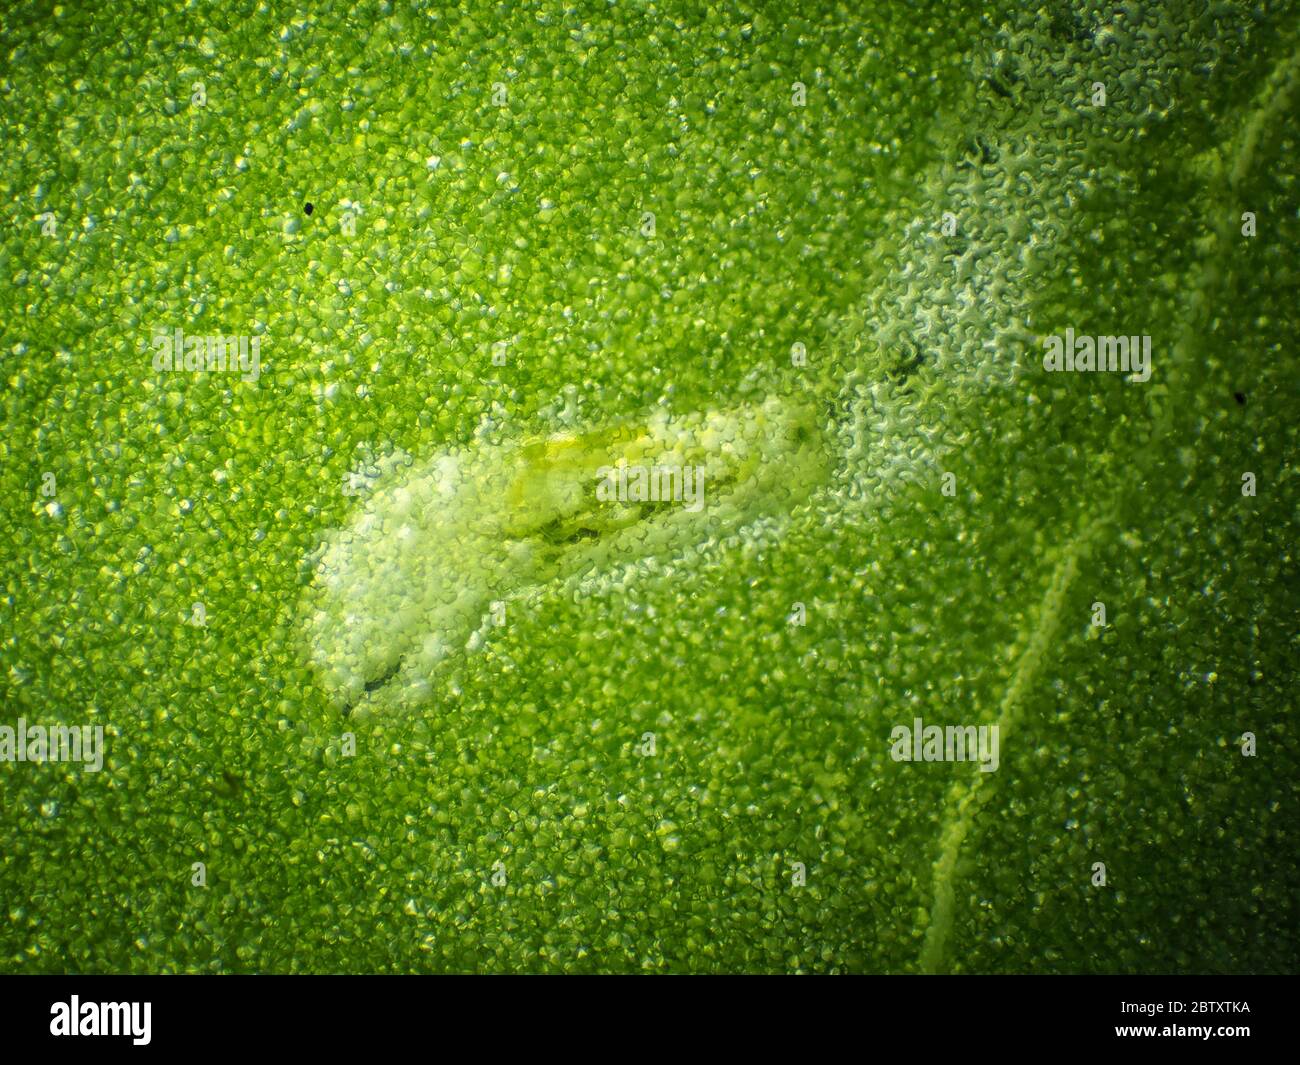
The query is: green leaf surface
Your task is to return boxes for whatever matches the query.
[0,0,1296,973]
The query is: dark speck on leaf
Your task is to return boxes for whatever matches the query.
[216,769,243,797]
[1234,392,1246,406]
[304,202,314,215]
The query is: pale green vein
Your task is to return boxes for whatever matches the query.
[918,526,1098,973]
[1226,41,1300,193]
[917,34,1300,975]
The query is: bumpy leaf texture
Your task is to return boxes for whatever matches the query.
[0,0,1296,973]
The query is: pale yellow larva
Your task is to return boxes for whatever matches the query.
[299,395,831,715]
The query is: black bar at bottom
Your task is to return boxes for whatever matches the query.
[0,975,1287,1053]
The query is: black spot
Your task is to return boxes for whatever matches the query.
[215,769,244,797]
[1047,3,1094,46]
[958,134,999,170]
[988,76,1013,100]
[364,656,404,694]
[1233,392,1247,406]
[889,341,927,384]
[304,202,314,216]
[342,655,407,716]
